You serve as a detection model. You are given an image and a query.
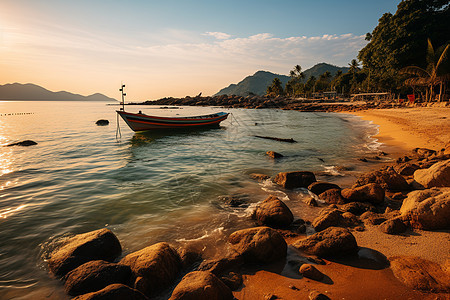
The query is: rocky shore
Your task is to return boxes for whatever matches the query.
[131,95,448,112]
[44,143,450,299]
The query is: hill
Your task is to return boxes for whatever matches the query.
[215,63,349,96]
[0,83,117,101]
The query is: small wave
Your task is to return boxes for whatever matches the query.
[322,165,345,176]
[175,227,224,243]
[259,179,290,201]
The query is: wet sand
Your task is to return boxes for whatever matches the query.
[235,106,450,300]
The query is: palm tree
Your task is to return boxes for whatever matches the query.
[288,65,305,96]
[400,39,449,102]
[348,59,360,74]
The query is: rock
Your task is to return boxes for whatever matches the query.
[354,167,409,192]
[197,254,243,276]
[396,155,412,163]
[341,183,385,205]
[340,202,376,215]
[305,197,318,207]
[228,227,287,263]
[312,209,344,232]
[318,188,345,204]
[360,211,387,225]
[266,151,283,159]
[220,272,243,291]
[72,283,148,300]
[293,227,358,257]
[64,260,131,296]
[119,242,181,296]
[390,256,450,292]
[253,196,294,228]
[308,182,341,195]
[341,212,359,227]
[169,271,233,300]
[6,140,37,147]
[309,291,331,300]
[394,163,420,176]
[177,247,202,270]
[413,159,450,188]
[299,264,324,281]
[95,119,109,126]
[379,217,407,235]
[219,195,248,208]
[250,173,270,181]
[48,229,122,277]
[412,148,437,158]
[273,171,316,189]
[400,187,450,230]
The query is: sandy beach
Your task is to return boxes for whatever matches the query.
[352,107,450,153]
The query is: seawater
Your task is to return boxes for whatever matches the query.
[0,101,383,299]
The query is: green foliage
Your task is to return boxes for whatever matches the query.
[266,78,284,97]
[358,0,450,92]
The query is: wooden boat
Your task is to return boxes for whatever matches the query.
[116,84,229,132]
[117,110,229,132]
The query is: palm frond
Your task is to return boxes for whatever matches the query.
[436,44,450,74]
[399,66,430,77]
[404,77,430,86]
[426,38,436,68]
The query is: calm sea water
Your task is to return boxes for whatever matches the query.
[0,101,382,299]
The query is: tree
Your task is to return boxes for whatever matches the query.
[358,0,450,92]
[400,39,450,101]
[267,78,284,97]
[287,64,305,96]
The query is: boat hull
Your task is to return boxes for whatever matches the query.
[117,111,229,132]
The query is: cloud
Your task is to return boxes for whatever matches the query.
[203,32,231,40]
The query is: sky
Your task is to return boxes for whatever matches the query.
[0,0,400,100]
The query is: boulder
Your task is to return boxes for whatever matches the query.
[197,254,243,276]
[64,260,131,296]
[6,140,37,147]
[340,202,376,215]
[360,211,387,225]
[312,208,344,232]
[220,272,243,291]
[341,183,385,204]
[119,242,181,296]
[378,217,407,235]
[394,163,420,176]
[412,148,437,159]
[390,256,450,292]
[253,196,294,228]
[250,173,270,181]
[95,120,109,126]
[266,151,283,159]
[318,189,346,204]
[341,212,360,227]
[299,264,324,281]
[293,227,358,257]
[273,171,316,189]
[169,271,233,300]
[309,291,331,300]
[354,167,409,192]
[228,227,287,263]
[308,182,341,196]
[177,247,202,270]
[413,159,450,188]
[400,188,450,230]
[72,283,148,300]
[48,229,122,277]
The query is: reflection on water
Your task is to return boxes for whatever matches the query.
[0,101,380,298]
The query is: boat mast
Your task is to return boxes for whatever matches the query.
[119,84,126,111]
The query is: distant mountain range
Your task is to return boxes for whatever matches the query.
[215,63,350,96]
[0,83,117,101]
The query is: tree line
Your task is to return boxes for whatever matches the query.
[267,0,450,102]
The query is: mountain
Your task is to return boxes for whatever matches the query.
[215,63,350,96]
[0,83,117,101]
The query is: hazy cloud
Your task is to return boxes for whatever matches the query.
[203,32,232,40]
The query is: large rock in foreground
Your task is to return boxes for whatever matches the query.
[253,195,294,228]
[65,260,131,296]
[119,242,181,296]
[72,283,148,300]
[400,187,450,230]
[228,227,287,263]
[274,171,316,189]
[341,183,385,205]
[293,227,358,258]
[48,229,122,277]
[312,208,344,232]
[169,271,233,300]
[308,182,341,195]
[413,159,450,188]
[390,256,450,292]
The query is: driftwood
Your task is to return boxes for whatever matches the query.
[253,135,297,143]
